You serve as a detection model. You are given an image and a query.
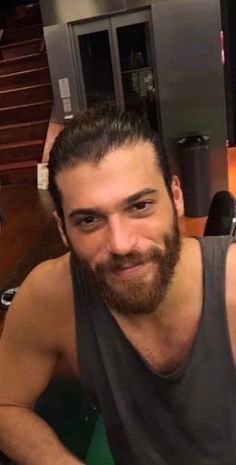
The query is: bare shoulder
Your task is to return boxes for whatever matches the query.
[226,241,236,308]
[225,241,236,359]
[16,252,72,308]
[26,252,71,290]
[180,237,202,268]
[0,253,77,405]
[2,252,74,351]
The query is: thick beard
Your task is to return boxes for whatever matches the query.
[73,209,181,316]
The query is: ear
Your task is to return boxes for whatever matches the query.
[53,210,69,248]
[171,175,184,218]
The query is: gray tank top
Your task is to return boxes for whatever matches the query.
[71,236,236,465]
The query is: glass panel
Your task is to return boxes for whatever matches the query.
[117,22,158,131]
[78,30,116,108]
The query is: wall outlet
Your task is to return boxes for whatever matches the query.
[37,163,49,190]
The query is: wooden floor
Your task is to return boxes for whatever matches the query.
[0,185,65,290]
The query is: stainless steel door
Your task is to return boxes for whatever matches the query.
[72,11,160,131]
[73,19,118,109]
[111,11,159,131]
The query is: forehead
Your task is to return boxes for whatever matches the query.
[56,141,165,212]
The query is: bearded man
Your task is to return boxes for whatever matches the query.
[0,107,235,465]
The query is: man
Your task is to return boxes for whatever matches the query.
[0,107,235,465]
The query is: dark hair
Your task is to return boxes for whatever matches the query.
[48,106,173,218]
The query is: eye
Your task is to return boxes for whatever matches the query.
[133,201,149,211]
[82,216,96,224]
[131,200,154,213]
[75,215,102,231]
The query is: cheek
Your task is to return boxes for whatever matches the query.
[67,227,105,265]
[138,211,173,241]
[141,223,168,246]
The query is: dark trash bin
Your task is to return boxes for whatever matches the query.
[177,134,211,217]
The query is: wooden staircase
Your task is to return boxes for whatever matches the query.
[0,1,53,185]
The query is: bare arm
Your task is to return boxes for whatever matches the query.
[226,242,236,364]
[0,258,85,465]
[0,407,84,465]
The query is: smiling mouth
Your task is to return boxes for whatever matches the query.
[111,263,145,277]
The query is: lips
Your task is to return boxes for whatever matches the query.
[95,252,153,277]
[110,263,146,278]
[115,262,142,271]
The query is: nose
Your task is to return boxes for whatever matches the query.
[106,215,137,256]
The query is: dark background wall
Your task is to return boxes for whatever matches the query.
[0,0,39,27]
[221,0,236,146]
[151,0,228,194]
[0,0,233,196]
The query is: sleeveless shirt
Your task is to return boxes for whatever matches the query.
[71,236,236,465]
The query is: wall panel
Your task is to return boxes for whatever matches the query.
[152,0,228,193]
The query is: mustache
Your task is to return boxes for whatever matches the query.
[95,248,164,274]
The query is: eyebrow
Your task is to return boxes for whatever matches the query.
[68,188,158,218]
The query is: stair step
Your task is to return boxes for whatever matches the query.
[0,160,36,170]
[2,24,43,45]
[15,2,40,16]
[0,38,42,60]
[0,2,50,187]
[16,13,42,29]
[0,160,37,186]
[15,3,41,20]
[0,120,49,144]
[0,83,52,108]
[0,67,50,90]
[0,100,53,125]
[0,52,48,75]
[0,139,44,164]
[14,3,41,27]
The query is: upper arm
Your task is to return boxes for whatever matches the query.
[226,242,236,308]
[226,242,236,358]
[0,263,62,408]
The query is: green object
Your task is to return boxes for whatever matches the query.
[86,415,115,465]
[35,377,97,458]
[35,377,114,464]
